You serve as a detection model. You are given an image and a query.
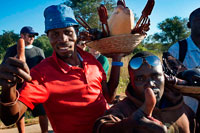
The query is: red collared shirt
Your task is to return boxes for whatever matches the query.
[19,48,108,133]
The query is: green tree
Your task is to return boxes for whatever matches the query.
[133,43,148,54]
[33,35,53,57]
[0,30,19,59]
[152,16,190,45]
[64,0,116,29]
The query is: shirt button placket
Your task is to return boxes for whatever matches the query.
[82,64,88,84]
[82,63,88,84]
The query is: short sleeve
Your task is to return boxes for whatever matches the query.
[18,68,49,110]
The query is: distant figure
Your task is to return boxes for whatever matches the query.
[2,26,48,133]
[77,40,87,51]
[77,41,110,75]
[168,8,200,115]
[89,47,109,75]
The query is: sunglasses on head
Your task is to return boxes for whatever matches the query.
[129,55,161,70]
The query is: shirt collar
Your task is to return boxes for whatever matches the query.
[94,53,100,59]
[78,53,83,61]
[187,36,200,52]
[25,45,33,49]
[52,47,85,74]
[67,53,83,67]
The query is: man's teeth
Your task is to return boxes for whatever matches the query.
[59,47,68,50]
[152,88,160,95]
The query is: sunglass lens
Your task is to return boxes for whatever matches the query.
[130,57,143,69]
[29,35,35,38]
[146,56,160,66]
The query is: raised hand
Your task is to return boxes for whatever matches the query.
[17,38,26,62]
[0,57,31,88]
[131,88,167,133]
[0,38,31,89]
[142,88,156,117]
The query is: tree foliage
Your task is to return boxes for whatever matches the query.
[33,35,53,57]
[133,44,148,54]
[142,16,191,52]
[0,3,192,61]
[0,30,19,59]
[64,0,116,30]
[152,16,190,45]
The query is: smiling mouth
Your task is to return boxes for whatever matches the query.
[59,47,69,50]
[57,45,72,52]
[152,88,160,99]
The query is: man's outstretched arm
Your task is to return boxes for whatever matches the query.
[0,57,30,125]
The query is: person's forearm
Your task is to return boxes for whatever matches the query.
[1,86,18,103]
[0,86,24,125]
[107,56,122,102]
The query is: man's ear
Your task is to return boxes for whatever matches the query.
[74,26,79,36]
[20,34,25,38]
[187,22,191,28]
[128,67,135,88]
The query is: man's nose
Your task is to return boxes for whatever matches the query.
[58,34,69,42]
[146,79,156,88]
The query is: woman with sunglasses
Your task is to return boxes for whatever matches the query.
[93,51,196,133]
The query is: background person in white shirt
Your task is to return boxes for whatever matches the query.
[168,8,200,115]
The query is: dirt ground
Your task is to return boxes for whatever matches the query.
[0,123,53,133]
[0,117,53,133]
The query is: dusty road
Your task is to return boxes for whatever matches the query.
[0,123,53,133]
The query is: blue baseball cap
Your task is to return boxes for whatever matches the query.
[20,26,39,36]
[44,4,79,33]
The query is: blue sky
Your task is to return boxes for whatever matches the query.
[0,0,200,36]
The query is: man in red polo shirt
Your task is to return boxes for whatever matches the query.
[0,4,124,133]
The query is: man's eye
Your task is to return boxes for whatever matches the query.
[152,74,161,80]
[52,32,59,37]
[152,75,158,80]
[136,77,144,81]
[65,31,73,36]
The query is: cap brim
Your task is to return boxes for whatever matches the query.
[29,32,39,36]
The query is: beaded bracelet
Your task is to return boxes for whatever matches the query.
[0,90,20,106]
[112,61,123,67]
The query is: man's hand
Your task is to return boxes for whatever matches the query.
[0,57,31,89]
[131,88,167,133]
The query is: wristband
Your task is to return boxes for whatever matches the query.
[112,61,123,67]
[0,90,19,106]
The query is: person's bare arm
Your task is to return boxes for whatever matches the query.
[1,97,27,125]
[101,54,123,103]
[0,57,31,125]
